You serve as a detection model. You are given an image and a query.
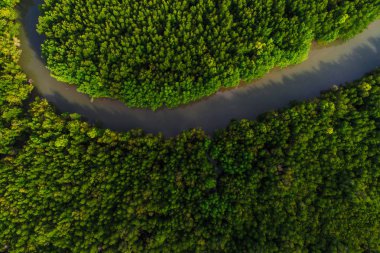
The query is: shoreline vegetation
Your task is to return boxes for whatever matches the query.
[37,0,380,109]
[1,0,380,252]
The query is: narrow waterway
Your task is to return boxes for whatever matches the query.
[18,0,380,136]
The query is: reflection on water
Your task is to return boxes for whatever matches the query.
[18,0,380,136]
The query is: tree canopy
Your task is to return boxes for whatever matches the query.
[0,1,380,252]
[37,0,380,109]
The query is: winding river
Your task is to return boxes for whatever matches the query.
[18,0,380,136]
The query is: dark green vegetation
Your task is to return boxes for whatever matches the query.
[1,1,380,252]
[37,0,380,109]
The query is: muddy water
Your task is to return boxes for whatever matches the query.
[18,0,380,136]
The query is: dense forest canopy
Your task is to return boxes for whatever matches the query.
[37,0,380,109]
[1,1,380,251]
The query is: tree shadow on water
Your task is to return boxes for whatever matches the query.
[18,0,45,59]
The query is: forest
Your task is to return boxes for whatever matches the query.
[37,0,380,109]
[1,0,380,252]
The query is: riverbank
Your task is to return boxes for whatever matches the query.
[18,0,380,136]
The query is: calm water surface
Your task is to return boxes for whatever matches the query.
[18,0,380,136]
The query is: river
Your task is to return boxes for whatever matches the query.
[18,0,380,136]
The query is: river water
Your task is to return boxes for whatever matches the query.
[18,0,380,136]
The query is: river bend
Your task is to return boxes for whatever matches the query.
[18,0,380,136]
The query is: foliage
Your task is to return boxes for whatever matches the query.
[1,1,380,252]
[210,71,380,251]
[37,0,380,109]
[0,0,33,156]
